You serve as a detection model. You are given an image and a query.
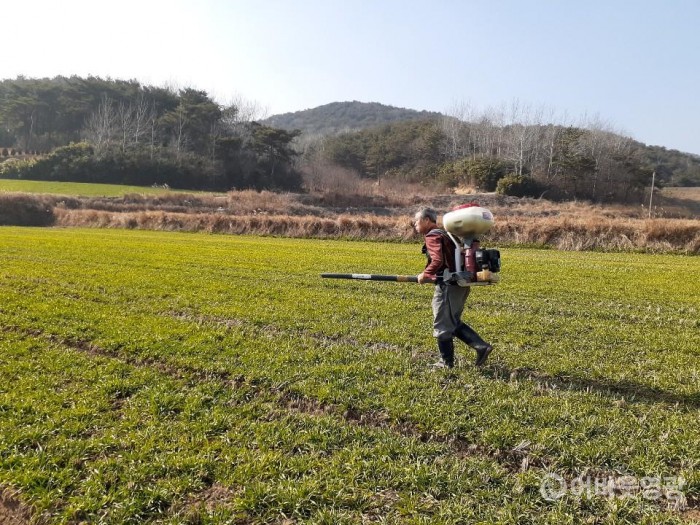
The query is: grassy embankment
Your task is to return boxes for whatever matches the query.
[1,179,699,253]
[0,227,698,523]
[0,179,199,197]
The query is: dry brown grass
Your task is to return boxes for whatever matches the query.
[492,216,700,253]
[3,189,698,253]
[56,188,430,216]
[0,194,56,226]
[53,208,699,253]
[53,209,415,241]
[57,191,303,216]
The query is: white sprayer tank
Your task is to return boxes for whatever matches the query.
[443,204,495,237]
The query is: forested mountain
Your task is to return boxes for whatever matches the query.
[269,101,699,190]
[301,116,700,201]
[0,76,301,191]
[639,145,700,187]
[262,101,443,136]
[1,77,698,199]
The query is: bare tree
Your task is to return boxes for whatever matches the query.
[301,158,365,194]
[132,94,151,146]
[538,109,570,183]
[83,96,118,155]
[441,100,476,160]
[209,121,223,164]
[147,101,159,160]
[476,105,506,159]
[117,102,135,153]
[499,100,540,176]
[172,105,188,160]
[220,94,270,135]
[230,94,269,123]
[576,114,635,200]
[220,104,242,135]
[215,95,273,165]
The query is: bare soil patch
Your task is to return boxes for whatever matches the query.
[0,489,29,525]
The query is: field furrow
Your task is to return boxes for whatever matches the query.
[0,227,698,523]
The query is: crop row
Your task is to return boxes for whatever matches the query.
[0,227,697,523]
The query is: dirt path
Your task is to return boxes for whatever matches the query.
[0,489,29,525]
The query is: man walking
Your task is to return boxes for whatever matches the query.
[414,207,493,368]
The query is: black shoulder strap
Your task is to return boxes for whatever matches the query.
[427,228,447,237]
[429,228,463,247]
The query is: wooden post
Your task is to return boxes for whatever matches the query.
[648,171,656,219]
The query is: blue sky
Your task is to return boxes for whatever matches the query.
[2,0,698,154]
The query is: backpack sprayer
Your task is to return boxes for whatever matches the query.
[321,204,501,286]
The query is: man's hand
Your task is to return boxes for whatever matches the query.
[417,272,431,284]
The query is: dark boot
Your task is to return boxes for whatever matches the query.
[432,338,455,368]
[455,323,493,366]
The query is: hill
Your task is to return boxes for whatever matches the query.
[2,78,698,192]
[262,100,444,136]
[266,101,700,188]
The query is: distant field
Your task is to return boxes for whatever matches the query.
[0,228,698,523]
[662,186,700,202]
[0,179,208,197]
[659,187,700,218]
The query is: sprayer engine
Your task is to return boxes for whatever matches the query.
[441,204,501,286]
[473,248,501,283]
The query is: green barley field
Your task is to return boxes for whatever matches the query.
[0,227,698,524]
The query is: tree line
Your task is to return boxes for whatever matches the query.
[0,76,301,191]
[301,101,700,201]
[2,78,698,199]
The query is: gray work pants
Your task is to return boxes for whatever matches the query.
[432,283,470,340]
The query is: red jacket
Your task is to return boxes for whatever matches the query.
[422,229,456,279]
